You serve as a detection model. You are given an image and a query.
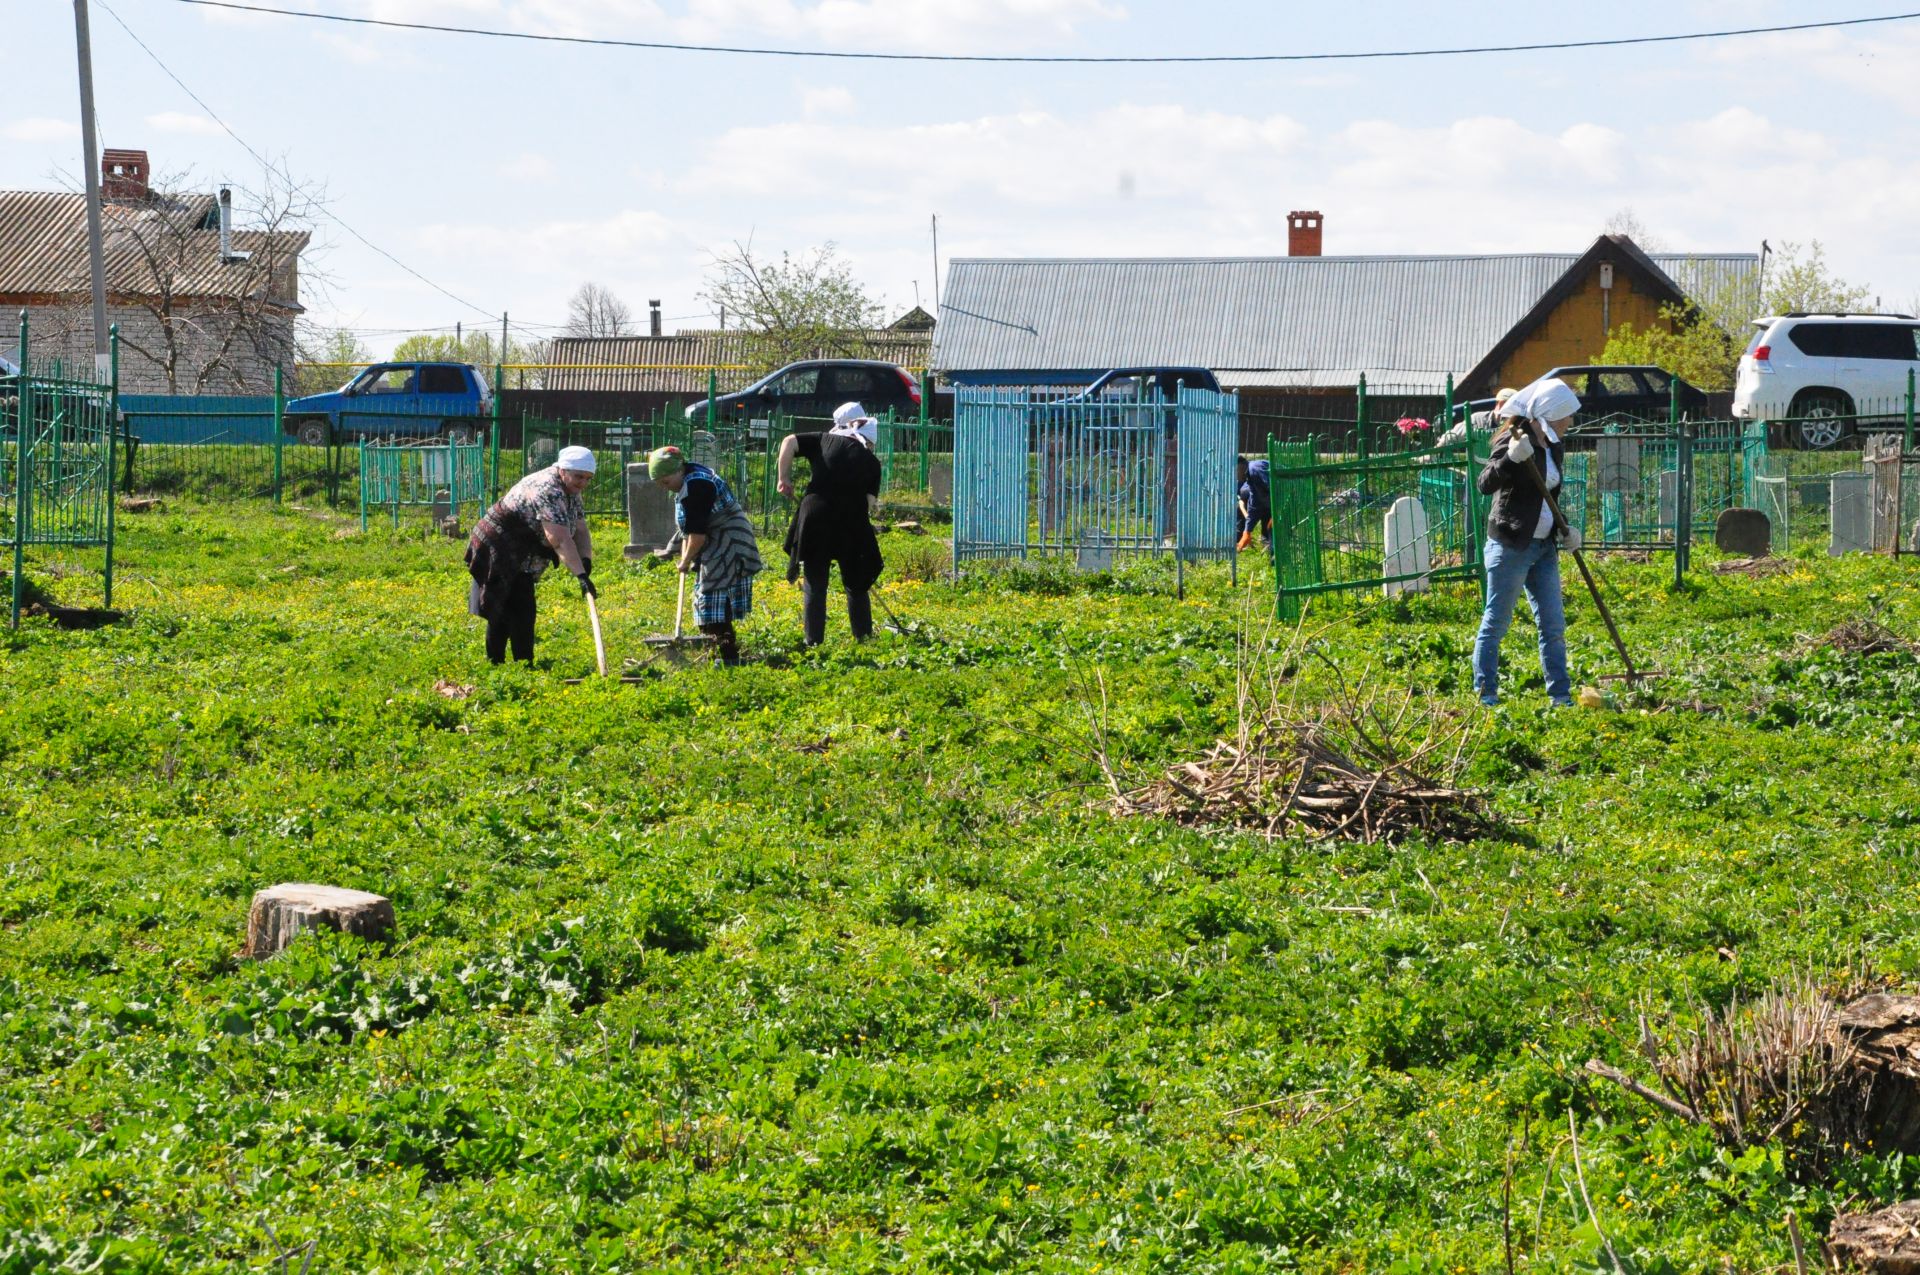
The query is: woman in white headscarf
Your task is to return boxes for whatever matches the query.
[777,401,885,645]
[1471,378,1583,707]
[466,445,597,665]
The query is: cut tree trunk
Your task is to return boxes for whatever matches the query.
[1830,1199,1920,1273]
[246,883,395,958]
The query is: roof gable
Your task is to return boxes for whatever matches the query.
[932,242,1758,391]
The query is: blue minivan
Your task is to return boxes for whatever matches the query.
[284,361,491,446]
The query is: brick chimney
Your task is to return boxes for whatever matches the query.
[102,149,150,202]
[1287,210,1323,257]
[648,299,662,338]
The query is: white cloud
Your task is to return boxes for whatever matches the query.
[801,85,856,118]
[145,111,228,137]
[5,118,79,142]
[278,0,1118,52]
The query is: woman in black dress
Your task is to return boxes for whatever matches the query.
[776,401,884,645]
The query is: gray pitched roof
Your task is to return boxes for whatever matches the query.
[933,247,1758,392]
[0,189,307,305]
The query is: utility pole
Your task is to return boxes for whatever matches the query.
[930,214,940,314]
[73,0,110,379]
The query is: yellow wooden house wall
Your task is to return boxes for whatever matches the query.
[1491,263,1678,390]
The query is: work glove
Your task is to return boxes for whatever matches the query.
[1505,430,1535,464]
[1557,524,1582,553]
[577,571,598,599]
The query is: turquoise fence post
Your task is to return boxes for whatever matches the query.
[490,363,503,500]
[104,325,118,609]
[12,311,30,629]
[1906,368,1915,452]
[272,364,285,502]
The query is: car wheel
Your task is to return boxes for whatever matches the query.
[1791,391,1854,449]
[294,418,328,447]
[442,422,478,444]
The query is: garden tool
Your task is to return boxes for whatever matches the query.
[585,592,607,677]
[638,572,717,666]
[1513,440,1652,685]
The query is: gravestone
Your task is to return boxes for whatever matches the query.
[246,883,394,958]
[690,430,720,468]
[624,462,678,558]
[1713,507,1771,557]
[1831,472,1873,557]
[1382,496,1431,595]
[1657,470,1678,530]
[926,461,953,508]
[1076,535,1115,574]
[1595,437,1641,494]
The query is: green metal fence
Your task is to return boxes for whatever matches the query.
[359,438,488,531]
[3,314,119,626]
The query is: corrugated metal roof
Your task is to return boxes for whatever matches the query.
[0,189,307,303]
[933,249,1758,388]
[544,329,934,393]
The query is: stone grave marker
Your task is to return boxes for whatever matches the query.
[1382,496,1431,595]
[1076,534,1115,574]
[247,883,394,958]
[1831,471,1873,556]
[624,462,678,558]
[1714,507,1771,556]
[926,461,953,508]
[1657,470,1677,530]
[690,430,719,468]
[1596,437,1641,494]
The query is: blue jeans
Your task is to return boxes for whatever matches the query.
[1472,536,1571,704]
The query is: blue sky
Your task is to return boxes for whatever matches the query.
[7,0,1920,357]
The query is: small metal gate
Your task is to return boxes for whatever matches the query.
[952,386,1239,575]
[3,314,119,626]
[359,438,487,530]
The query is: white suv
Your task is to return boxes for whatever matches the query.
[1734,313,1920,448]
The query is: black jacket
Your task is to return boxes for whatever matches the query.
[783,433,884,591]
[1476,427,1567,549]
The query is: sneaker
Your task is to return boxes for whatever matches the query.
[1550,697,1574,708]
[1480,695,1499,707]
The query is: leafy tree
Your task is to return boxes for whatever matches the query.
[388,330,550,389]
[1596,239,1872,391]
[699,240,883,375]
[292,324,370,397]
[563,282,634,339]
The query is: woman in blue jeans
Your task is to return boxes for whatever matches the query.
[1472,378,1583,706]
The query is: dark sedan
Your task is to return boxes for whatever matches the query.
[1542,365,1710,422]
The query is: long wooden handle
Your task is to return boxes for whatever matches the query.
[586,593,607,677]
[1513,443,1640,680]
[673,572,687,640]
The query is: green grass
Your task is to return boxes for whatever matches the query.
[4,504,1920,1272]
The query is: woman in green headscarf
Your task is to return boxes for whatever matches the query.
[648,445,763,666]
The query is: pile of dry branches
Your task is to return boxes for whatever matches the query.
[1093,615,1489,844]
[1587,975,1920,1168]
[1801,603,1919,658]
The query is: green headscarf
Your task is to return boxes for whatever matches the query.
[647,446,685,481]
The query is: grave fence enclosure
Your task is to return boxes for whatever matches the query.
[2,314,119,626]
[951,386,1239,584]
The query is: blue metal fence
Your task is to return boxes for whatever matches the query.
[952,385,1239,575]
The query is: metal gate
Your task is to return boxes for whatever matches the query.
[3,315,119,626]
[953,386,1239,571]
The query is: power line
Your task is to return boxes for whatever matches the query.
[172,1,1920,63]
[95,0,500,320]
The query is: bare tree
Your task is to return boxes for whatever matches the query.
[292,323,369,397]
[699,240,883,374]
[44,167,320,394]
[1603,208,1664,254]
[563,282,634,339]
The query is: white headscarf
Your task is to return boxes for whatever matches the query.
[1498,377,1581,426]
[830,400,878,448]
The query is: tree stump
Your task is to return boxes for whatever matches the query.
[246,883,394,958]
[1830,1200,1920,1273]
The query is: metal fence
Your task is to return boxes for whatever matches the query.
[3,316,119,625]
[359,439,488,532]
[952,386,1239,582]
